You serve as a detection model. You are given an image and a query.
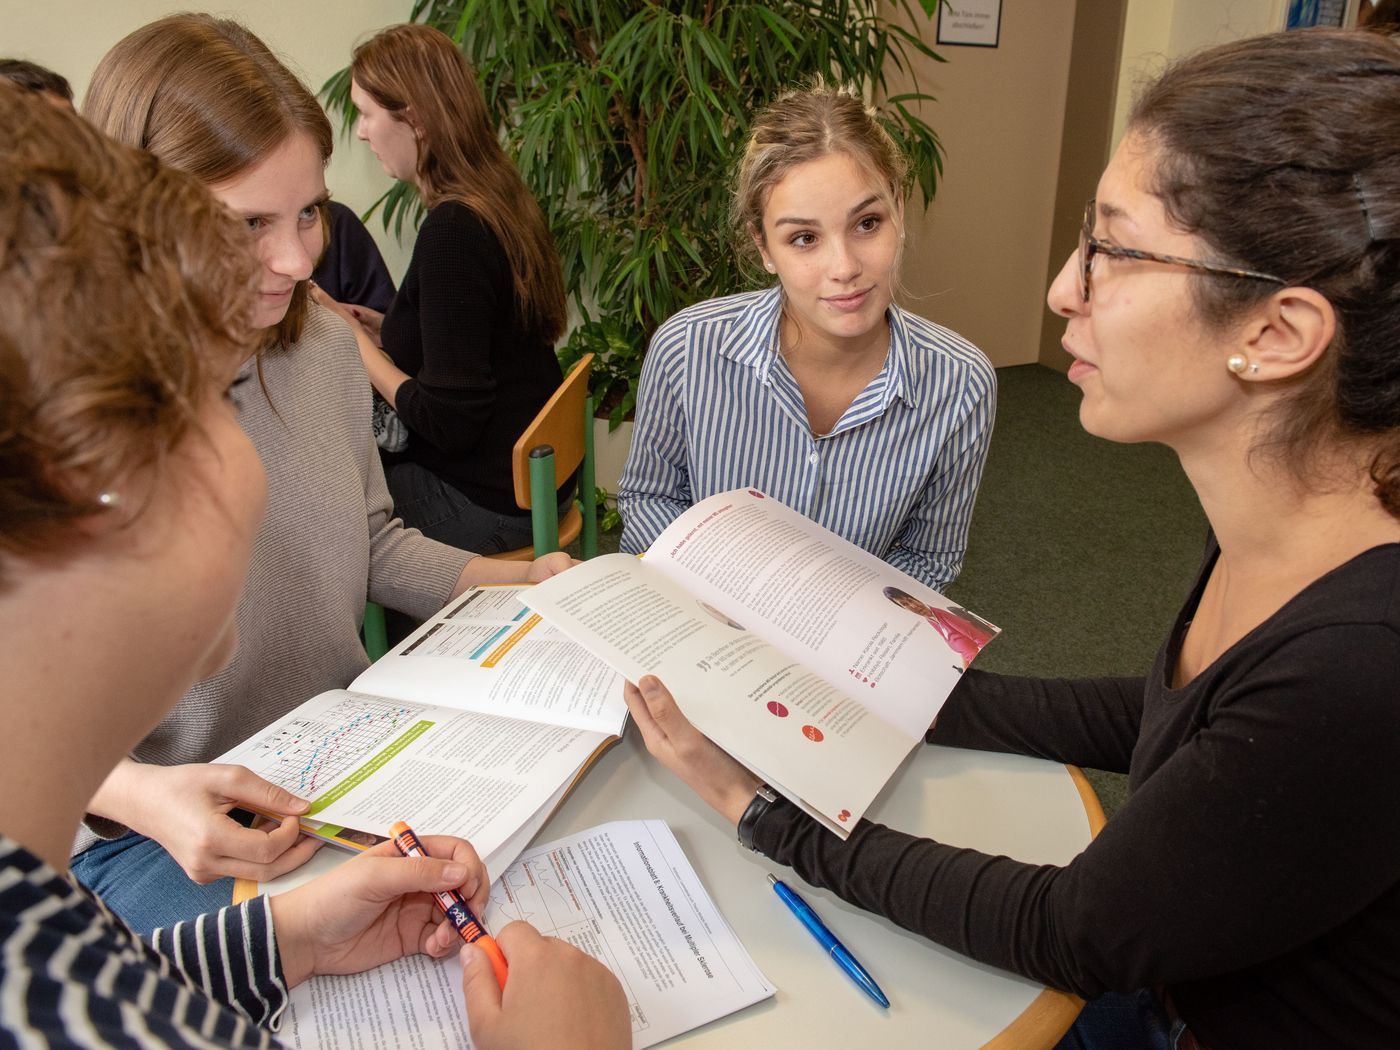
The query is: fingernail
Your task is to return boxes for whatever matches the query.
[290,798,310,813]
[442,863,468,883]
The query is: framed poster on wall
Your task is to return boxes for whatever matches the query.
[936,0,1003,48]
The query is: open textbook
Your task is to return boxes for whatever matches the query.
[216,586,626,879]
[526,488,999,839]
[273,821,775,1050]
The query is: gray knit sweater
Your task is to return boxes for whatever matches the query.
[76,305,472,853]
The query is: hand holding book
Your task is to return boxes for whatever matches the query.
[623,675,763,826]
[525,488,1000,837]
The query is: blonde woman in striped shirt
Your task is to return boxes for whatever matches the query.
[619,83,995,590]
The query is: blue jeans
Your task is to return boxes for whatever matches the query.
[1055,990,1192,1050]
[70,832,234,937]
[385,461,566,555]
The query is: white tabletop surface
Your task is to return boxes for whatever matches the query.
[250,727,1095,1049]
[540,729,1095,1049]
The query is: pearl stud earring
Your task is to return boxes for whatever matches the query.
[1226,354,1248,375]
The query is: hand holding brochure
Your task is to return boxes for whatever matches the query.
[525,489,999,837]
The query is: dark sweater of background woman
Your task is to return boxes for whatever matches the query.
[381,200,563,515]
[753,541,1400,1050]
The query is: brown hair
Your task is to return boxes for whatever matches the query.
[1128,30,1400,515]
[0,58,72,101]
[731,80,910,277]
[351,24,565,344]
[84,13,333,351]
[0,85,259,583]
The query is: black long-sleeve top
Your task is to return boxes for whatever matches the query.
[312,200,395,314]
[753,541,1400,1049]
[381,200,563,516]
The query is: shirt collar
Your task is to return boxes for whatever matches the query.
[721,286,918,410]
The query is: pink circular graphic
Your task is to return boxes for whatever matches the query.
[767,700,789,718]
[802,725,824,743]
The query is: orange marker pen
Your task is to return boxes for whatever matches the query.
[389,820,508,988]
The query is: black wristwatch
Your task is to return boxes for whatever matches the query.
[737,783,779,852]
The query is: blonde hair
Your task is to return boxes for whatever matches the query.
[84,13,333,350]
[352,24,565,344]
[732,81,910,277]
[0,85,259,583]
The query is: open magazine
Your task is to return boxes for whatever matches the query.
[216,586,626,880]
[526,488,999,838]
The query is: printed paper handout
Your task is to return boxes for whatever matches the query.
[525,489,999,838]
[276,820,774,1050]
[217,587,626,879]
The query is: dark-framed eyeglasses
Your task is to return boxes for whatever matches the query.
[1077,198,1286,303]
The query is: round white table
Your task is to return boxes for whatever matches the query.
[538,730,1103,1049]
[241,727,1104,1049]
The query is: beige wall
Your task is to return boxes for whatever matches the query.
[1110,0,1288,146]
[1038,0,1129,370]
[890,4,1078,367]
[1,0,416,280]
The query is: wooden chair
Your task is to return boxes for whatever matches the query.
[490,353,598,562]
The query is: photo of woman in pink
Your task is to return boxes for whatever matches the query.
[883,587,996,668]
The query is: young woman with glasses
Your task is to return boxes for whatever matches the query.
[618,30,1400,1050]
[617,83,996,592]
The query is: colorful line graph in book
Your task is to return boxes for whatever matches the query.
[243,695,433,802]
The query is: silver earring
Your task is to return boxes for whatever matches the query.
[97,491,120,508]
[1226,354,1248,375]
[1250,363,1260,375]
[764,261,775,273]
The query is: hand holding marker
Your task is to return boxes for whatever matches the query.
[389,820,508,988]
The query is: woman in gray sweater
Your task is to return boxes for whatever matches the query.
[71,13,576,934]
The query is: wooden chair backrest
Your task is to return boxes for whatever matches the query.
[511,353,594,509]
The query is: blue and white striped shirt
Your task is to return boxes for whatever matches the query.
[618,287,996,589]
[1,837,287,1048]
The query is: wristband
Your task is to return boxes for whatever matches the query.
[737,783,779,852]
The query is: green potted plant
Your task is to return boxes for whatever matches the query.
[324,0,944,524]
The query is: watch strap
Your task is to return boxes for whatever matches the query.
[737,783,780,852]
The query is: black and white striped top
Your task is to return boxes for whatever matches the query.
[617,288,996,590]
[1,836,287,1048]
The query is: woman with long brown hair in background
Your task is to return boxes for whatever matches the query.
[319,23,572,554]
[75,13,573,936]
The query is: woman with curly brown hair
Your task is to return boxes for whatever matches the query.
[0,85,627,1050]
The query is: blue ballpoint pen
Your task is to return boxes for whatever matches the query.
[768,873,890,1008]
